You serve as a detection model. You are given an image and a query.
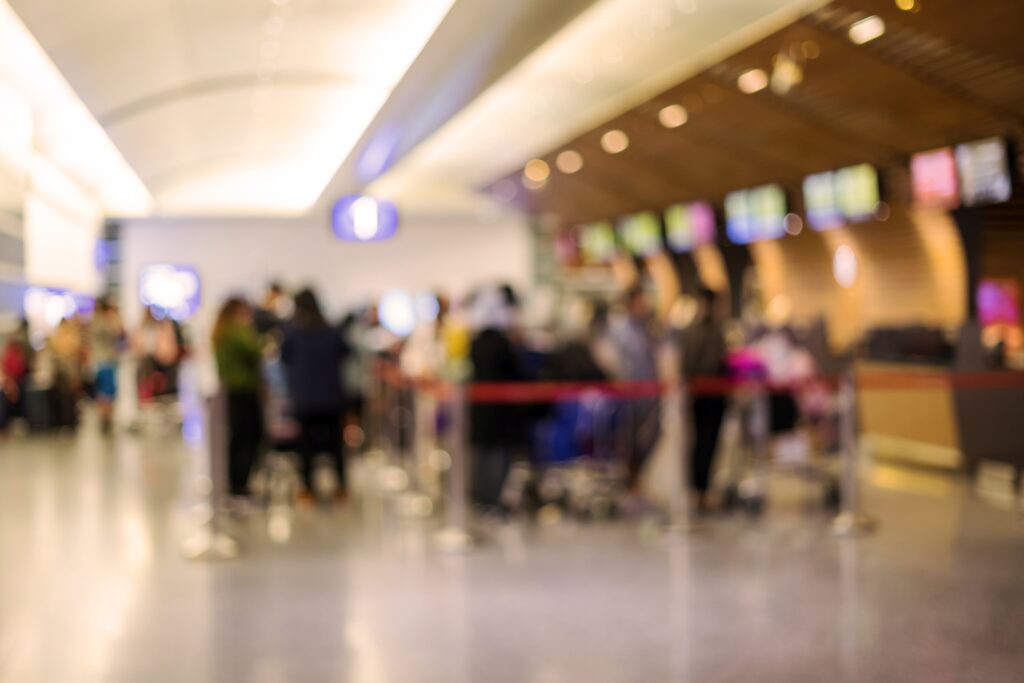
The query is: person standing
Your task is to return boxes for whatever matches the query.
[212,298,264,499]
[610,287,662,493]
[469,287,521,511]
[89,298,123,434]
[681,288,729,514]
[281,288,348,503]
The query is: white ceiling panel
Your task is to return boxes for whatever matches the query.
[10,0,455,215]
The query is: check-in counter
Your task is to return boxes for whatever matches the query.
[855,361,962,469]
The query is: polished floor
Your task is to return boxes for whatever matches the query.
[1,422,1023,683]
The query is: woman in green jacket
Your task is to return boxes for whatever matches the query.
[212,297,264,497]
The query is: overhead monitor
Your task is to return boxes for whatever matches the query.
[618,211,663,257]
[911,148,959,209]
[803,171,842,231]
[835,163,881,221]
[579,221,617,265]
[665,201,716,252]
[956,137,1012,207]
[727,184,787,244]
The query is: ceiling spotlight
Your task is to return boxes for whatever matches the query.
[848,15,886,45]
[737,68,769,94]
[771,54,803,95]
[601,130,629,154]
[895,0,917,10]
[659,104,688,129]
[556,150,584,174]
[784,213,804,235]
[523,159,551,184]
[802,40,821,59]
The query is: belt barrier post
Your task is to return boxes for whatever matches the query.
[436,382,473,551]
[832,372,878,538]
[666,380,697,536]
[181,387,241,561]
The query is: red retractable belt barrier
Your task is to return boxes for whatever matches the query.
[372,360,1024,404]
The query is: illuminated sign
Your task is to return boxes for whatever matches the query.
[804,163,881,231]
[911,148,959,209]
[331,195,399,242]
[665,201,716,252]
[618,211,663,257]
[726,184,787,244]
[956,138,1012,207]
[579,221,617,265]
[139,264,201,320]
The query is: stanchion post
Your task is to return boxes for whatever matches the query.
[665,380,697,536]
[832,371,878,538]
[436,382,473,551]
[181,388,241,561]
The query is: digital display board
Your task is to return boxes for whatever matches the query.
[956,137,1012,207]
[579,221,617,265]
[726,184,787,244]
[665,201,716,252]
[911,148,959,209]
[618,211,663,257]
[804,164,880,231]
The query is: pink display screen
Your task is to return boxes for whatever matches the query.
[911,148,960,209]
[977,279,1021,327]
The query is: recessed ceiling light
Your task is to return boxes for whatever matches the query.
[556,150,584,174]
[737,68,769,94]
[601,129,629,154]
[659,104,688,128]
[848,15,886,45]
[784,213,804,235]
[894,0,917,10]
[524,159,551,183]
[802,40,821,59]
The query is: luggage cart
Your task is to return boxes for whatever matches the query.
[720,379,842,517]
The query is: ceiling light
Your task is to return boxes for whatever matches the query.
[848,16,885,45]
[737,68,769,94]
[658,104,688,128]
[770,54,803,95]
[523,159,551,183]
[601,129,629,154]
[895,0,917,10]
[802,41,821,60]
[556,150,584,174]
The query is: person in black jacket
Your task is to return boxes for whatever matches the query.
[469,288,521,510]
[281,288,349,502]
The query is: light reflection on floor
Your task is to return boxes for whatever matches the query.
[0,424,1022,682]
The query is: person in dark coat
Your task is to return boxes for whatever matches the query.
[281,288,349,502]
[469,287,521,510]
[681,287,729,513]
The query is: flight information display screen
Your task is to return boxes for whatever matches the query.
[804,164,880,231]
[665,201,716,252]
[956,137,1012,207]
[726,184,787,244]
[911,147,959,209]
[579,221,617,265]
[618,211,663,257]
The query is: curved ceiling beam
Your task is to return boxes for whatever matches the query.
[140,147,310,191]
[99,70,358,127]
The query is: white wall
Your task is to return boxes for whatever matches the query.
[120,212,534,337]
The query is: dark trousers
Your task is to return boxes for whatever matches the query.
[296,412,345,492]
[228,391,263,496]
[691,396,726,493]
[472,445,511,509]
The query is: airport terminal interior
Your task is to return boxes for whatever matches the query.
[1,0,1023,680]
